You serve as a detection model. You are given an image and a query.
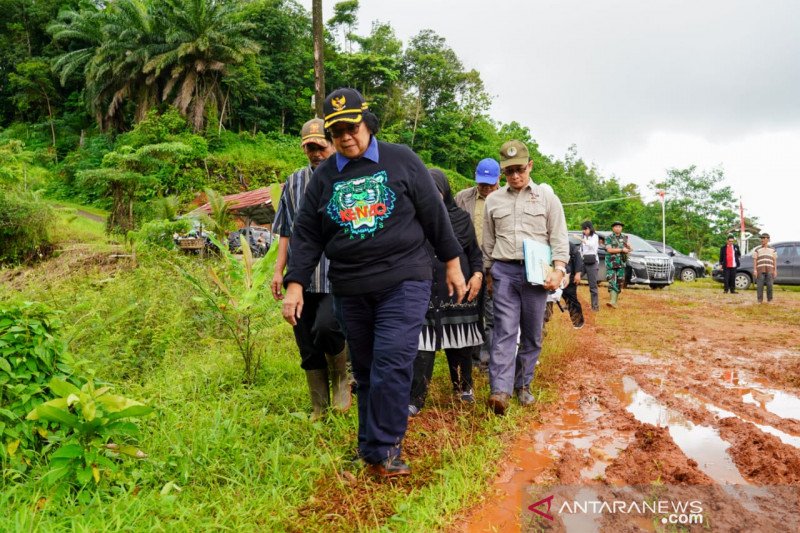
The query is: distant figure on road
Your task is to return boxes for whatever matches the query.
[605,221,631,308]
[752,233,777,303]
[719,234,741,294]
[580,220,600,311]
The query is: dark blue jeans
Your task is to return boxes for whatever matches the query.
[336,280,432,464]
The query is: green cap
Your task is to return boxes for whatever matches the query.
[499,140,529,169]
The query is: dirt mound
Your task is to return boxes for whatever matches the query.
[0,245,129,291]
[718,417,800,485]
[605,425,713,486]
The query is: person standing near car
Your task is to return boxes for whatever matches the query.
[271,118,350,421]
[580,220,600,311]
[455,158,501,370]
[282,88,466,477]
[752,233,777,303]
[719,234,741,294]
[605,221,631,309]
[482,140,569,415]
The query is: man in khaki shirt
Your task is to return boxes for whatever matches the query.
[482,140,569,414]
[455,158,501,369]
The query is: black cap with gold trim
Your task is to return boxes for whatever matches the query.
[323,88,368,128]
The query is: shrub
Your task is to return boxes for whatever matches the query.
[0,190,55,265]
[27,378,153,489]
[0,302,74,474]
[128,218,192,250]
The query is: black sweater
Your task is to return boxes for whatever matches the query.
[284,140,463,296]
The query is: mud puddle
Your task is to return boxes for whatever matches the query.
[679,392,800,449]
[463,393,629,533]
[717,369,800,421]
[611,376,748,485]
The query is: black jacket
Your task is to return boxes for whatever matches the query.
[285,140,462,296]
[718,243,741,269]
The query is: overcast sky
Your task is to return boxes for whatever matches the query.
[303,0,800,243]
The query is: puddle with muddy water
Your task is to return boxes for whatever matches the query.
[611,376,748,485]
[463,394,627,533]
[679,392,800,449]
[719,369,800,421]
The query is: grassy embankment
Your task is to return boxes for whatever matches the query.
[0,203,582,532]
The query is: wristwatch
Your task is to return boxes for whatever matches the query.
[554,265,567,275]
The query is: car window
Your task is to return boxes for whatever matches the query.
[623,234,659,253]
[776,246,797,259]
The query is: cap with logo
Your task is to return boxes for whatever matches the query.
[611,221,625,228]
[475,158,501,185]
[323,88,369,129]
[760,233,770,239]
[499,140,530,169]
[300,118,329,148]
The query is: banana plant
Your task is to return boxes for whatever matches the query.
[178,234,275,384]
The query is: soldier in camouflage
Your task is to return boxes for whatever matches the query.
[605,221,632,308]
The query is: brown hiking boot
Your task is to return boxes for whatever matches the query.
[369,457,411,478]
[488,392,510,415]
[515,388,536,406]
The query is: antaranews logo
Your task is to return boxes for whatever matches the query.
[527,492,704,526]
[528,495,555,521]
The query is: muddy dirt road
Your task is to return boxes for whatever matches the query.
[458,283,800,532]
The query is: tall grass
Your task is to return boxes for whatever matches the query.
[0,235,579,531]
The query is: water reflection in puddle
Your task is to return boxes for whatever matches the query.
[679,393,800,450]
[719,369,800,422]
[614,376,748,485]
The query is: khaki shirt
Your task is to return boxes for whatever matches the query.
[454,186,488,247]
[482,180,569,270]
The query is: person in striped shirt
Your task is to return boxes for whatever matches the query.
[271,118,350,420]
[753,233,778,303]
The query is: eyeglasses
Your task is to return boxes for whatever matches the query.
[328,122,361,139]
[503,164,528,177]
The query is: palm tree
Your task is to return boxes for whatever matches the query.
[144,0,260,131]
[50,1,159,130]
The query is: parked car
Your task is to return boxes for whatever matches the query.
[646,240,706,282]
[569,231,675,288]
[712,241,800,290]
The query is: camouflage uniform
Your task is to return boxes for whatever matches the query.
[605,232,628,294]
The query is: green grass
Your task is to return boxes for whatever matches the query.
[0,231,575,532]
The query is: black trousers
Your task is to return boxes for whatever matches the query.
[292,292,345,371]
[544,282,584,326]
[410,346,475,409]
[722,267,737,293]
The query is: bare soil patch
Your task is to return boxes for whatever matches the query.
[457,284,800,532]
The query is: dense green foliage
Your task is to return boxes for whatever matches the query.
[0,190,56,264]
[0,0,751,256]
[0,301,70,472]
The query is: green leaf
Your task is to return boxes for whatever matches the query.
[29,405,79,427]
[76,465,93,485]
[25,397,68,420]
[106,405,154,421]
[0,358,11,374]
[50,443,84,460]
[48,378,80,397]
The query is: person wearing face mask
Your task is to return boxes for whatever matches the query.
[409,168,484,416]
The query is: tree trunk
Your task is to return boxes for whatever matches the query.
[45,94,57,162]
[312,0,326,118]
[411,92,422,148]
[218,87,230,135]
